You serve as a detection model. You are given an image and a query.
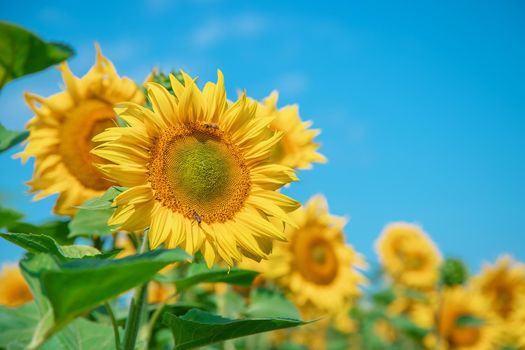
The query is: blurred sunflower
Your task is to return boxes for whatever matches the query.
[17,44,144,216]
[413,287,497,350]
[250,195,366,315]
[376,222,442,290]
[256,91,326,170]
[489,295,525,349]
[93,71,300,267]
[470,255,525,321]
[0,264,32,307]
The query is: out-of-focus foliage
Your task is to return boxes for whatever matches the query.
[0,21,73,89]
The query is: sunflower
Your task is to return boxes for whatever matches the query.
[470,255,525,321]
[489,295,525,350]
[0,264,33,307]
[412,287,497,350]
[17,44,145,216]
[255,91,326,170]
[249,195,366,315]
[93,71,300,267]
[376,222,442,290]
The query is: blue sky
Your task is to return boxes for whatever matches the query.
[1,0,524,270]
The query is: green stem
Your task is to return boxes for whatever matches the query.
[104,302,121,350]
[121,230,149,350]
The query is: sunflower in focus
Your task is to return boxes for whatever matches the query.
[470,255,525,321]
[413,287,497,350]
[93,71,300,267]
[0,264,32,307]
[376,222,442,290]
[251,195,366,315]
[256,91,326,170]
[17,44,145,216]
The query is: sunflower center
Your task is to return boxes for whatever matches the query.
[293,227,339,285]
[149,124,251,223]
[169,140,231,202]
[59,99,115,191]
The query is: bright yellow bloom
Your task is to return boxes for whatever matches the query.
[413,287,497,350]
[0,264,33,307]
[256,91,326,169]
[17,44,144,216]
[249,195,366,315]
[376,222,442,290]
[93,71,300,267]
[471,255,525,321]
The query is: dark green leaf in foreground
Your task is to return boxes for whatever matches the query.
[0,302,116,350]
[0,21,74,89]
[41,249,191,328]
[4,217,72,245]
[155,262,258,291]
[0,123,28,153]
[163,308,307,350]
[0,232,100,260]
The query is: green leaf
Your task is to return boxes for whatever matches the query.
[41,249,190,329]
[0,206,24,228]
[0,21,74,89]
[163,308,307,350]
[156,263,259,291]
[390,316,430,340]
[7,220,72,245]
[68,207,114,237]
[246,289,300,320]
[0,232,100,260]
[0,303,37,349]
[76,186,126,210]
[455,315,485,327]
[0,302,117,350]
[68,187,126,237]
[372,288,396,306]
[0,123,28,153]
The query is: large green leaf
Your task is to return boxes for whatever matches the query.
[163,308,306,350]
[42,249,191,328]
[0,22,74,89]
[0,123,28,153]
[5,218,72,245]
[0,232,100,261]
[156,263,259,291]
[0,302,116,350]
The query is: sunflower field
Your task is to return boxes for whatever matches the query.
[1,22,524,350]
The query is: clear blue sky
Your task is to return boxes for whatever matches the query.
[1,0,524,270]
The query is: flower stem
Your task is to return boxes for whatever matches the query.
[122,230,149,350]
[104,301,121,350]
